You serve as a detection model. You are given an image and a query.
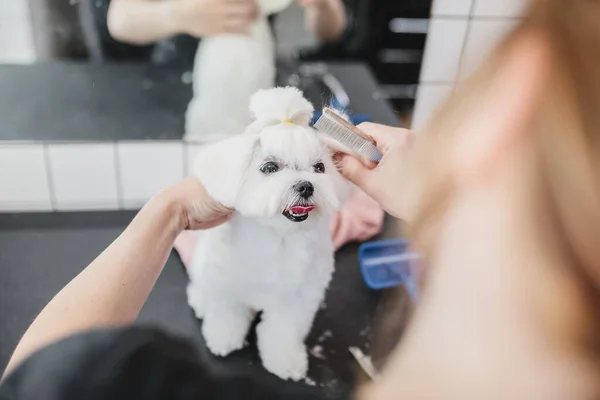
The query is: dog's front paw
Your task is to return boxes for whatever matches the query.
[203,324,246,356]
[202,311,252,357]
[204,331,246,357]
[186,284,204,319]
[260,342,308,381]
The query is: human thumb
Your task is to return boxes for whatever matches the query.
[337,154,375,192]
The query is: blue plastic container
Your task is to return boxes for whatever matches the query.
[358,239,420,302]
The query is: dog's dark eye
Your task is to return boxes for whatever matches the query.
[260,161,280,175]
[313,162,325,174]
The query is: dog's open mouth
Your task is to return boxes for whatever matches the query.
[282,205,316,222]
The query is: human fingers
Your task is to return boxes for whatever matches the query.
[356,123,413,154]
[336,153,380,196]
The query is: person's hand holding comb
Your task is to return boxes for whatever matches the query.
[335,123,414,220]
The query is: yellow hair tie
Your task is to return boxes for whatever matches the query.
[282,119,293,123]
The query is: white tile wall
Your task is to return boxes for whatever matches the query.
[47,144,119,211]
[412,84,454,131]
[472,0,528,18]
[0,145,52,211]
[0,20,36,64]
[117,142,185,209]
[3,0,31,18]
[460,19,518,78]
[0,0,36,64]
[432,0,473,17]
[413,0,529,129]
[420,18,469,83]
[0,142,205,213]
[0,142,208,213]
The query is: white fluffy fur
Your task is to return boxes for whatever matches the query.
[187,87,349,380]
[184,0,293,143]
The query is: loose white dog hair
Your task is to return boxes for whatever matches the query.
[188,87,348,381]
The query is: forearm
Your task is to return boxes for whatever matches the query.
[305,0,346,43]
[4,190,184,376]
[107,0,181,45]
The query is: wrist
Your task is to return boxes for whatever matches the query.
[165,1,187,36]
[151,182,190,235]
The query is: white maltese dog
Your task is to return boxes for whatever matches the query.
[184,0,292,143]
[187,87,349,381]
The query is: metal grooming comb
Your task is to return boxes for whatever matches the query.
[349,347,379,380]
[313,107,383,163]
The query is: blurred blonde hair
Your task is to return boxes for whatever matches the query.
[408,0,600,365]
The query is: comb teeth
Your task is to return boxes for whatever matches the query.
[314,112,383,162]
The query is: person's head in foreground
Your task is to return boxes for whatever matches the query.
[363,0,600,398]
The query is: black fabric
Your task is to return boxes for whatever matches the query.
[0,327,326,400]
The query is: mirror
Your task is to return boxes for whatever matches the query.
[0,0,358,142]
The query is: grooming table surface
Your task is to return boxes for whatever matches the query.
[0,212,398,398]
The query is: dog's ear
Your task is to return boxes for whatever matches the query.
[192,134,258,208]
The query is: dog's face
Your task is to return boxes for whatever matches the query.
[193,87,349,229]
[236,124,347,227]
[193,125,348,229]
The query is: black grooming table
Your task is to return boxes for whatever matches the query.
[0,212,398,398]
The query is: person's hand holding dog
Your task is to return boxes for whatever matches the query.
[336,123,414,220]
[108,0,259,44]
[172,0,259,37]
[162,177,233,232]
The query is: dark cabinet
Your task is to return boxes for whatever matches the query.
[368,0,432,112]
[300,0,433,114]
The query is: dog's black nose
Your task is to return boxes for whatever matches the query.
[294,181,314,199]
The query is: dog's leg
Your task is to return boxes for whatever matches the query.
[186,282,205,319]
[257,288,325,381]
[202,301,255,357]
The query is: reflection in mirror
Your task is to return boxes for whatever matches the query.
[1,0,386,142]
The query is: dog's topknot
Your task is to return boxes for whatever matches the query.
[250,87,314,127]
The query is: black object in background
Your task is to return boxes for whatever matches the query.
[299,0,433,114]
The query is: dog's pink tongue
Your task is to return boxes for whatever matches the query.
[289,205,315,214]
